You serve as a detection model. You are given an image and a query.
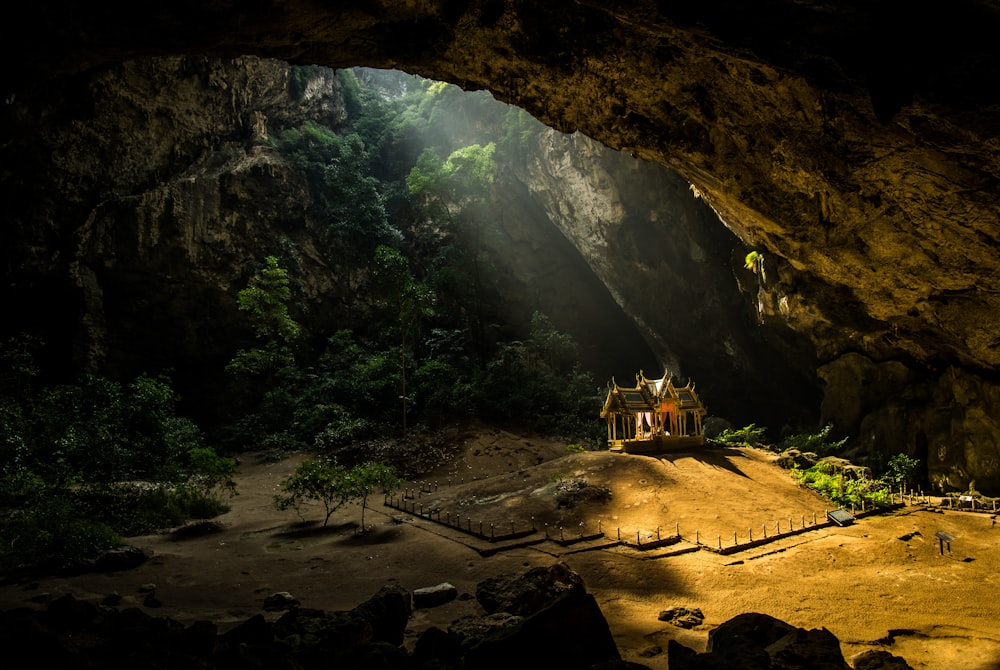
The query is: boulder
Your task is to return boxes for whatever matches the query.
[413,582,458,608]
[817,456,872,480]
[658,606,705,629]
[669,612,853,669]
[91,546,152,573]
[413,626,462,668]
[463,588,621,670]
[449,612,523,649]
[262,591,300,611]
[475,561,584,616]
[350,582,412,646]
[777,448,818,470]
[851,650,915,670]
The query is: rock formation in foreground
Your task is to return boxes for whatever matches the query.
[0,563,911,669]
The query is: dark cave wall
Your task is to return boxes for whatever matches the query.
[2,57,692,425]
[1,54,818,434]
[2,1,1000,490]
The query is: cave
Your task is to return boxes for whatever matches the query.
[3,3,1000,668]
[4,0,999,491]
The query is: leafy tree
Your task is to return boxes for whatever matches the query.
[411,359,473,427]
[0,370,237,568]
[406,142,496,203]
[185,446,239,501]
[527,312,578,373]
[273,458,350,527]
[25,373,200,485]
[271,122,400,267]
[343,461,401,531]
[405,143,499,366]
[886,453,921,489]
[404,148,445,197]
[2,496,123,571]
[475,314,602,442]
[227,256,302,379]
[273,458,401,531]
[371,245,436,433]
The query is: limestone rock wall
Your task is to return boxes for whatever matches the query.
[513,128,820,427]
[4,0,1000,489]
[2,57,350,419]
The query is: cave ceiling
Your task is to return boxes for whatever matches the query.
[2,1,1000,375]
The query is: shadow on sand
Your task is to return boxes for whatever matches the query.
[655,445,752,479]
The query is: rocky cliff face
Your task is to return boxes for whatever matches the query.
[4,55,813,430]
[514,129,819,427]
[3,0,1000,491]
[2,57,352,419]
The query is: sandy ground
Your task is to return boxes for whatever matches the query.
[3,425,1000,669]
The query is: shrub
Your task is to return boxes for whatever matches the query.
[779,424,847,456]
[886,453,922,489]
[76,484,187,537]
[713,424,768,448]
[1,494,122,570]
[791,464,894,509]
[314,410,373,452]
[185,447,238,501]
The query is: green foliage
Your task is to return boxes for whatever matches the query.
[186,447,239,500]
[779,424,848,456]
[0,332,42,399]
[0,369,236,569]
[1,495,122,571]
[235,256,301,342]
[23,374,200,485]
[404,148,444,195]
[886,453,921,489]
[476,313,603,443]
[270,122,399,257]
[527,312,578,372]
[314,409,374,451]
[343,461,402,530]
[227,256,302,379]
[744,250,762,272]
[713,423,768,448]
[273,458,401,530]
[371,244,437,432]
[274,458,350,527]
[790,464,894,509]
[411,359,473,427]
[73,483,227,538]
[406,143,496,200]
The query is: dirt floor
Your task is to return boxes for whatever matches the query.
[3,424,1000,669]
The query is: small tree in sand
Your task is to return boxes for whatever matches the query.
[274,459,401,531]
[343,461,402,532]
[273,458,350,527]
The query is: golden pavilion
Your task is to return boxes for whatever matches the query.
[600,370,707,453]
